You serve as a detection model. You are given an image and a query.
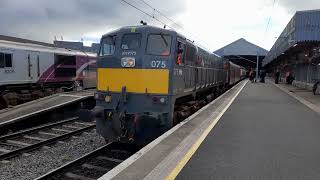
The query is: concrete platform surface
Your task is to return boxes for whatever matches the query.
[177,81,320,180]
[272,81,320,115]
[0,90,94,127]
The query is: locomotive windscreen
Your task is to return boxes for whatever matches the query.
[99,36,116,56]
[55,68,76,77]
[121,34,141,50]
[54,54,77,78]
[55,55,76,65]
[146,34,171,56]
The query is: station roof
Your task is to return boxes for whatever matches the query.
[263,9,320,67]
[214,38,268,57]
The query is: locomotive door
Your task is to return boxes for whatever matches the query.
[27,52,40,81]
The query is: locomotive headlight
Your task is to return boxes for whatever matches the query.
[121,57,136,68]
[105,96,112,103]
[152,96,167,104]
[160,98,165,103]
[94,93,99,100]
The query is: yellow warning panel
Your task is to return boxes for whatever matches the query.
[98,68,169,94]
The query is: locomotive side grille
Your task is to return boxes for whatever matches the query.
[97,68,169,94]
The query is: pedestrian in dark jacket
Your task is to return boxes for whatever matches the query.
[260,70,266,83]
[249,69,255,83]
[275,70,280,84]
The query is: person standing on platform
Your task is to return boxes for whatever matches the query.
[260,69,266,83]
[275,70,280,84]
[249,69,255,83]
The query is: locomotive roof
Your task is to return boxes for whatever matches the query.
[102,25,224,60]
[0,39,96,57]
[102,25,178,37]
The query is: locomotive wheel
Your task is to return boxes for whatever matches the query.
[0,96,8,110]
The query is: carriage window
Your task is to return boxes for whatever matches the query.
[185,45,196,64]
[5,54,12,67]
[99,36,116,56]
[147,34,172,56]
[0,53,12,68]
[121,34,141,50]
[0,53,4,68]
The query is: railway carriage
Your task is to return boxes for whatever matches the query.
[0,39,97,109]
[94,25,243,144]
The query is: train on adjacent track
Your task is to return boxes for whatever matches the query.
[0,39,97,109]
[93,25,246,145]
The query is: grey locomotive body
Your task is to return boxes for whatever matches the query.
[94,25,241,144]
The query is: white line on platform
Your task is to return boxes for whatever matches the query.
[59,94,85,98]
[98,80,248,180]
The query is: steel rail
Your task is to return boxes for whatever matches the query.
[0,122,95,160]
[35,142,140,180]
[0,117,79,141]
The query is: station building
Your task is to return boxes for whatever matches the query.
[214,38,268,71]
[263,9,320,89]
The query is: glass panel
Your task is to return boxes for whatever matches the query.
[147,34,172,56]
[5,54,12,67]
[99,37,116,56]
[0,53,4,68]
[37,55,40,77]
[121,34,141,50]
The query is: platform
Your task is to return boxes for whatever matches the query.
[0,90,94,128]
[99,80,320,180]
[177,81,320,179]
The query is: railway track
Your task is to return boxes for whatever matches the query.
[0,117,96,160]
[36,142,141,180]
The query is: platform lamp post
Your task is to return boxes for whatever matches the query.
[256,53,259,81]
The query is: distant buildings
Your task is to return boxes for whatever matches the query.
[54,41,100,53]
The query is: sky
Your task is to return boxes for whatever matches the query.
[0,0,319,51]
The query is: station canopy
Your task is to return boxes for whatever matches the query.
[214,38,268,70]
[263,9,320,68]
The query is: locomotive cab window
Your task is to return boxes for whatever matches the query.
[121,34,141,50]
[99,36,116,56]
[147,34,172,56]
[185,44,196,65]
[0,52,12,68]
[177,41,185,65]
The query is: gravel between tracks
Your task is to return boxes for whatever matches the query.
[0,130,105,180]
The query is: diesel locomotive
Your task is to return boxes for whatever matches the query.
[94,25,244,144]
